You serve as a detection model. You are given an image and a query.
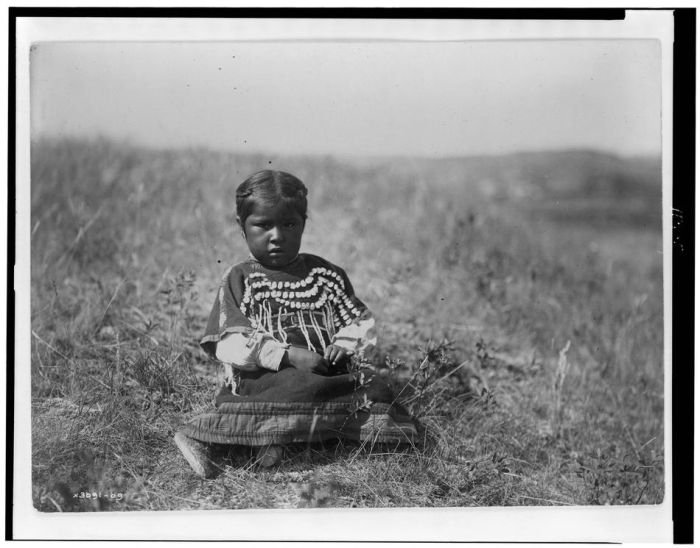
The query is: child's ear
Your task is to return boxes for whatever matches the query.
[236,216,246,238]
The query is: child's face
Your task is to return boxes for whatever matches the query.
[239,200,305,268]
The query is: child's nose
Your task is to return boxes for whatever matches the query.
[269,226,284,242]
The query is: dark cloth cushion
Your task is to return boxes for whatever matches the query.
[181,368,417,447]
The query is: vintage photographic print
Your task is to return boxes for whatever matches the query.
[14,10,676,542]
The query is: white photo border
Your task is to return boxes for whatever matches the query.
[11,9,675,542]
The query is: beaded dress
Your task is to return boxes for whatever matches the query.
[182,253,417,448]
[203,254,369,352]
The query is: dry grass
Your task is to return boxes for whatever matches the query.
[29,138,664,511]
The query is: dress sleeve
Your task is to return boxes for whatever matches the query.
[332,316,377,354]
[215,332,288,372]
[331,264,377,354]
[200,265,255,358]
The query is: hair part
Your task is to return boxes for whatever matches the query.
[236,170,309,227]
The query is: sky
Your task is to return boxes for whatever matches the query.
[30,40,661,158]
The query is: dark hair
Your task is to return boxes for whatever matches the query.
[235,170,308,225]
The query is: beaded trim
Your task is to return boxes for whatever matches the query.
[239,266,362,352]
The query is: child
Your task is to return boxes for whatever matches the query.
[174,170,417,478]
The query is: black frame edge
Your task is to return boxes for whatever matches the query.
[672,7,695,546]
[8,7,624,20]
[7,7,16,543]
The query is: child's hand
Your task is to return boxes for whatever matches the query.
[284,346,329,375]
[324,344,350,366]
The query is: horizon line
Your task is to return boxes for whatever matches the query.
[30,133,662,163]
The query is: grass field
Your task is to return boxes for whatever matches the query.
[29,138,664,511]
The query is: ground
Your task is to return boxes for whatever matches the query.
[29,139,664,511]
